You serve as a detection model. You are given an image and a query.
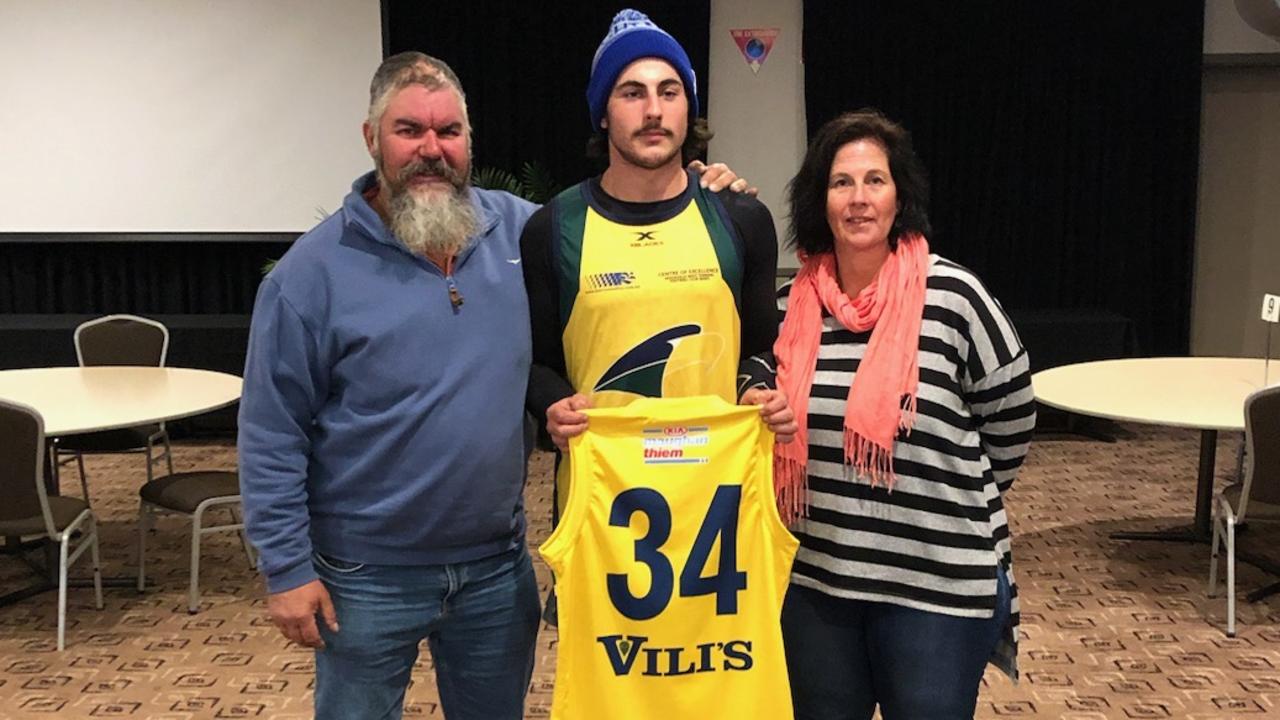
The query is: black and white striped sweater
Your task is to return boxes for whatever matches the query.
[749,255,1035,679]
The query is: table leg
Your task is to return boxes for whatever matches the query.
[0,579,55,606]
[1194,429,1216,537]
[1236,543,1280,602]
[1,536,136,608]
[1245,579,1280,603]
[1110,429,1216,543]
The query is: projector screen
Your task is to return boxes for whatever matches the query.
[0,0,381,234]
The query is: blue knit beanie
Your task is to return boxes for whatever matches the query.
[587,9,698,131]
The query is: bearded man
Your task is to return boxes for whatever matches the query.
[238,53,541,720]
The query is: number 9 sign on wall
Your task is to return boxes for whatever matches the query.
[1262,293,1280,324]
[1263,294,1279,387]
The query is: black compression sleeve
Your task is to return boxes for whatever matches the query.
[520,204,575,422]
[717,191,781,389]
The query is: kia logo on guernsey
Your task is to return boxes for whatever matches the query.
[641,425,711,465]
[587,271,636,290]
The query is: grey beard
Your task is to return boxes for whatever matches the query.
[388,185,478,258]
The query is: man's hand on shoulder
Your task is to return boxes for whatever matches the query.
[688,159,757,196]
[268,579,338,649]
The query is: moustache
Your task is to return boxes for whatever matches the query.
[396,158,467,189]
[632,123,673,139]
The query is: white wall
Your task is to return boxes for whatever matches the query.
[0,0,381,233]
[1194,3,1280,356]
[1192,67,1280,357]
[707,0,805,269]
[1204,0,1280,55]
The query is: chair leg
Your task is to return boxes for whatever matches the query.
[137,501,150,592]
[146,431,175,483]
[1227,518,1237,637]
[144,438,155,485]
[76,452,91,506]
[243,534,257,570]
[57,536,70,652]
[189,509,203,614]
[161,432,174,476]
[90,519,104,610]
[48,444,61,495]
[229,505,256,569]
[1208,510,1221,597]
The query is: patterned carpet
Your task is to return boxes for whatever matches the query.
[1,422,1278,719]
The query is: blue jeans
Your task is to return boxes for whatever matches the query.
[781,571,1010,720]
[313,545,541,720]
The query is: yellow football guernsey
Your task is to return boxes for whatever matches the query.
[540,396,798,720]
[550,180,745,515]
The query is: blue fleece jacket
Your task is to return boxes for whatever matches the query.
[238,172,538,593]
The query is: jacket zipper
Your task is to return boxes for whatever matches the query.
[444,255,464,312]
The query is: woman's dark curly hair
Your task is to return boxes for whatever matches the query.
[787,109,932,254]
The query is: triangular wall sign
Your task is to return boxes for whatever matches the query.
[731,28,779,75]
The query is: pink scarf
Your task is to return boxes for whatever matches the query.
[773,233,930,525]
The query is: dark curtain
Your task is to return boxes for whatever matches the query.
[0,241,290,314]
[383,0,711,189]
[803,0,1203,355]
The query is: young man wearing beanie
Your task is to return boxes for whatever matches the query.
[523,8,795,504]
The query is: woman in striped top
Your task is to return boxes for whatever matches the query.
[763,110,1036,719]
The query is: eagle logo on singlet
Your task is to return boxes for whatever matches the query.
[593,324,701,397]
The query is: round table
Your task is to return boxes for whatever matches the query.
[0,366,242,605]
[1032,357,1277,542]
[0,366,242,436]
